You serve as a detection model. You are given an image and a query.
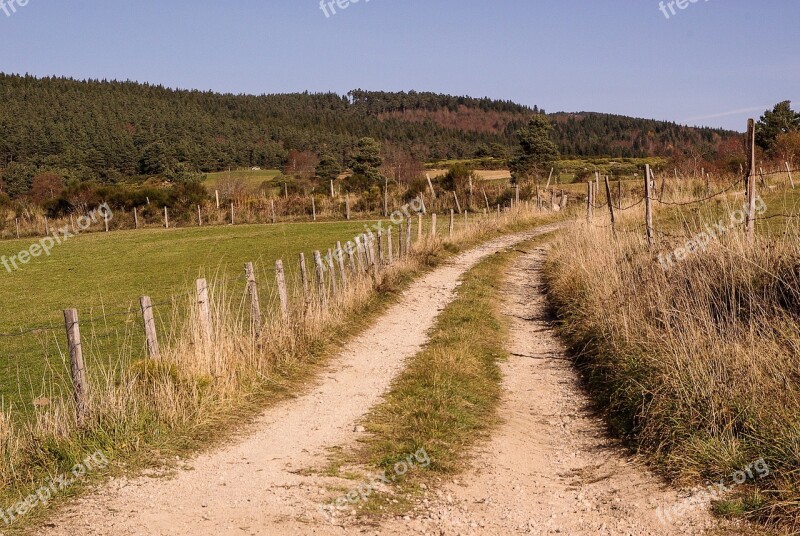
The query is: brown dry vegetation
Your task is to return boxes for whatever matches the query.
[544,177,800,532]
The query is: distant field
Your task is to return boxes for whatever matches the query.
[204,168,283,192]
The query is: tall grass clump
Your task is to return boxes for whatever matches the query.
[545,188,800,530]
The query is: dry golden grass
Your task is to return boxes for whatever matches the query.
[544,178,800,530]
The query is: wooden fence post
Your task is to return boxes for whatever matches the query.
[431,213,437,238]
[196,278,213,342]
[426,174,437,199]
[449,209,454,238]
[405,218,412,254]
[275,260,289,320]
[417,213,423,242]
[586,182,593,221]
[197,205,202,226]
[453,191,462,214]
[311,196,317,222]
[346,194,351,220]
[139,296,160,359]
[299,253,310,307]
[746,119,757,239]
[164,207,169,229]
[215,190,220,209]
[387,228,394,265]
[346,240,357,274]
[15,218,19,238]
[336,242,348,289]
[644,165,654,249]
[133,207,139,230]
[377,230,384,265]
[313,251,326,304]
[515,184,520,205]
[604,175,616,235]
[786,162,795,190]
[271,199,277,223]
[384,177,389,217]
[327,249,339,295]
[230,202,235,225]
[244,262,263,332]
[64,309,89,427]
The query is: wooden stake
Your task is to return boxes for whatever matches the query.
[426,174,437,199]
[244,262,263,331]
[14,218,19,238]
[417,213,423,242]
[405,218,412,255]
[453,191,462,214]
[311,196,316,222]
[215,190,220,208]
[197,205,202,226]
[787,162,795,190]
[230,202,235,225]
[482,187,490,212]
[644,165,654,249]
[299,253,310,307]
[336,242,348,289]
[604,175,616,234]
[164,207,169,229]
[139,296,160,359]
[346,194,351,220]
[387,228,394,265]
[746,119,757,239]
[313,251,326,304]
[384,177,389,217]
[587,182,593,221]
[133,208,139,230]
[196,278,213,342]
[377,230,384,265]
[327,249,338,295]
[271,199,277,223]
[275,260,289,319]
[63,309,89,427]
[431,213,437,238]
[449,209,454,238]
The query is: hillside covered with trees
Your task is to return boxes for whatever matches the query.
[0,74,742,198]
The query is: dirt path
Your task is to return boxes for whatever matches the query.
[37,226,561,536]
[377,246,744,536]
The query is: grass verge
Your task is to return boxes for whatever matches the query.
[334,233,554,519]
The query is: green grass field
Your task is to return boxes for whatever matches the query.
[0,220,382,412]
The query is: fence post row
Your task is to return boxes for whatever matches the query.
[63,308,89,427]
[140,296,160,359]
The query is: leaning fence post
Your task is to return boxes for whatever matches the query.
[453,191,462,214]
[245,262,263,332]
[196,278,213,342]
[786,162,795,190]
[139,296,160,359]
[63,309,89,427]
[275,260,289,320]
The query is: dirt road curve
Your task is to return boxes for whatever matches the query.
[38,229,741,536]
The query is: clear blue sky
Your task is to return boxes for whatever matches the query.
[1,0,797,131]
